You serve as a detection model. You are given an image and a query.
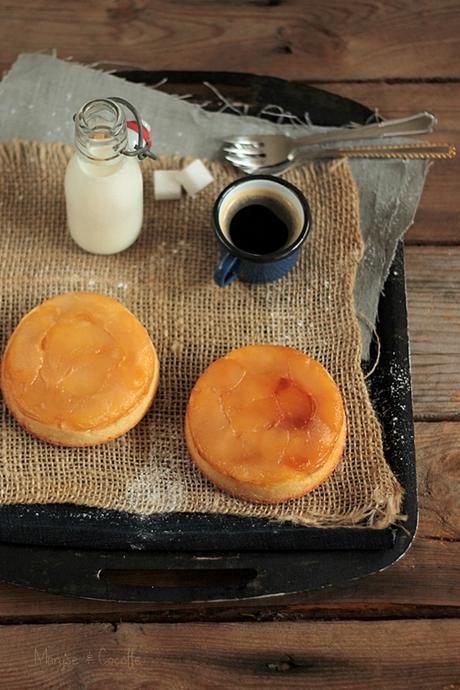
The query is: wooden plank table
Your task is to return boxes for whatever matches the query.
[0,2,459,688]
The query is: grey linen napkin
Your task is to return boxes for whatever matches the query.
[0,54,429,359]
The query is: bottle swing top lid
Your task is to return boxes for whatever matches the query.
[74,97,157,162]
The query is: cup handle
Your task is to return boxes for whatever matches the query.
[214,253,240,287]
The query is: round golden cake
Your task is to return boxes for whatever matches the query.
[185,344,346,503]
[1,292,159,446]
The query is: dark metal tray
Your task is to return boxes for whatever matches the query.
[0,72,417,603]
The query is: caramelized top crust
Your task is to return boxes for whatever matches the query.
[1,292,157,431]
[186,345,346,486]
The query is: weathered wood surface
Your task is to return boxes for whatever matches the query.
[415,422,460,540]
[0,0,459,81]
[407,246,460,420]
[0,620,458,690]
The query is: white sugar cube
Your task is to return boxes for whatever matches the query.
[154,170,182,201]
[180,159,214,196]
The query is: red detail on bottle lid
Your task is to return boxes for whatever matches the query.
[127,120,152,148]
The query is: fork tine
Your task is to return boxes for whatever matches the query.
[223,146,266,159]
[222,146,245,156]
[225,143,261,152]
[222,137,242,145]
[223,145,263,156]
[223,137,264,147]
[224,153,250,166]
[224,154,259,172]
[238,165,258,175]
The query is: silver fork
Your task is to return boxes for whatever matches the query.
[229,142,456,176]
[223,112,437,171]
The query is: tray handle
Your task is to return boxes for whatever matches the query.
[0,540,414,604]
[96,561,260,603]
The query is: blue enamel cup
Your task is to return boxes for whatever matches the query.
[213,175,311,287]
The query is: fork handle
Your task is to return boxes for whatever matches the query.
[292,142,455,165]
[333,143,455,159]
[289,112,437,155]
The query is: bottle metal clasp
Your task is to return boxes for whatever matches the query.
[108,96,157,161]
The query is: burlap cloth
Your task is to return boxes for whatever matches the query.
[0,141,403,528]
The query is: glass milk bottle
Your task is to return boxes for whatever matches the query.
[65,98,143,254]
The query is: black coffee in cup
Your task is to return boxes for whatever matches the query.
[229,203,289,254]
[223,189,300,256]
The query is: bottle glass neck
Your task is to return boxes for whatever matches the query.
[74,99,128,162]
